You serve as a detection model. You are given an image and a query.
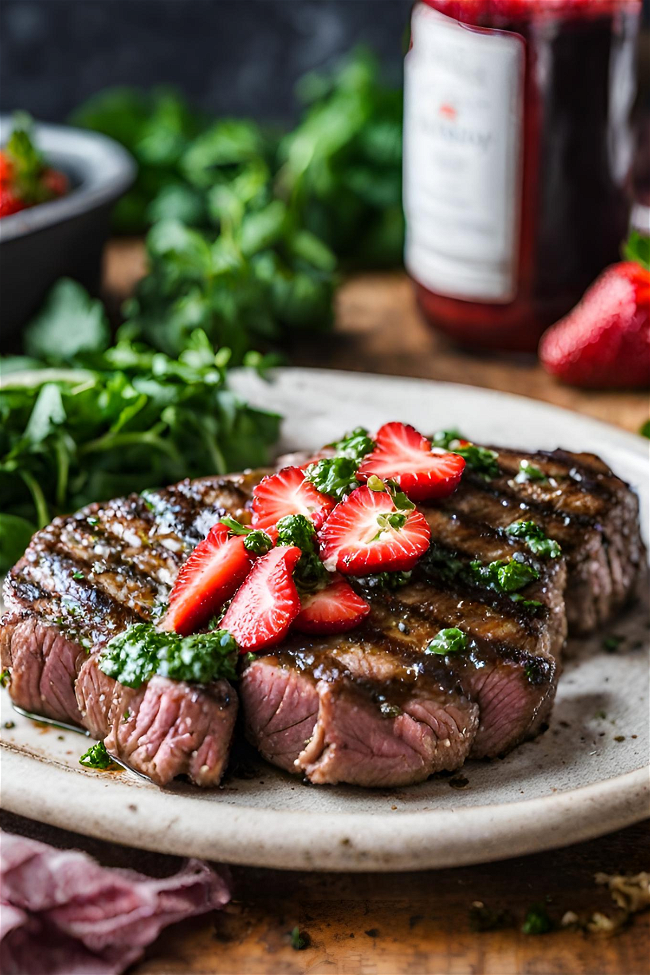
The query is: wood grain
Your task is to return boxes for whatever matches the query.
[84,241,648,972]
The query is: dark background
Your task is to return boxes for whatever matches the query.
[0,0,413,123]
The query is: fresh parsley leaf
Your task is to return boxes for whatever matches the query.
[505,520,561,559]
[99,622,239,688]
[425,627,468,655]
[305,456,359,500]
[328,427,374,462]
[79,740,119,770]
[470,558,539,593]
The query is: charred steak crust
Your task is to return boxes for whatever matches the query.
[0,444,644,789]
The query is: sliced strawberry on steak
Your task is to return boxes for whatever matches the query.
[294,575,371,634]
[221,545,302,651]
[319,485,431,575]
[162,523,253,636]
[251,466,335,531]
[357,422,465,502]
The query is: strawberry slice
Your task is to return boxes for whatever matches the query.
[294,574,371,634]
[357,422,465,502]
[319,486,431,575]
[221,545,302,651]
[251,466,335,531]
[162,523,253,636]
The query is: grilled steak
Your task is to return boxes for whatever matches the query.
[0,440,644,789]
[0,472,261,785]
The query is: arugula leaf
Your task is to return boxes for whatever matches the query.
[99,622,239,688]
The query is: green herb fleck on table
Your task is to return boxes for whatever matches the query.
[425,628,468,655]
[79,740,120,771]
[603,635,624,653]
[0,669,11,688]
[522,904,553,935]
[505,520,562,559]
[290,926,310,951]
[99,622,239,688]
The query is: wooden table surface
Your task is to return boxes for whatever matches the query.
[16,241,649,975]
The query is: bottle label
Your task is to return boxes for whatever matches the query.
[403,3,524,303]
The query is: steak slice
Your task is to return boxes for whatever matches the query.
[0,472,256,786]
[241,640,480,787]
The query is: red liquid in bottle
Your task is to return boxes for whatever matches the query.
[403,0,641,352]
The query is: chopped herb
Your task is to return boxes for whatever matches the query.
[0,669,11,688]
[470,558,539,593]
[123,708,131,721]
[99,622,239,688]
[385,480,415,511]
[242,652,257,667]
[515,460,548,484]
[509,593,543,611]
[243,530,273,555]
[275,514,328,592]
[640,420,650,439]
[305,455,359,500]
[603,635,624,653]
[469,902,513,932]
[355,570,412,591]
[4,720,15,729]
[522,904,553,935]
[79,740,119,770]
[328,427,374,462]
[505,520,561,559]
[72,570,85,580]
[305,428,375,500]
[432,430,499,478]
[86,517,99,526]
[290,926,310,950]
[425,627,468,655]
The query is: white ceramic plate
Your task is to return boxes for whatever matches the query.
[2,369,649,871]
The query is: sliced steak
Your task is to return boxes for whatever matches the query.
[241,640,479,787]
[1,472,255,786]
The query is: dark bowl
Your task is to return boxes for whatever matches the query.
[0,117,136,346]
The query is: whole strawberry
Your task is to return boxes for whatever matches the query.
[539,232,650,389]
